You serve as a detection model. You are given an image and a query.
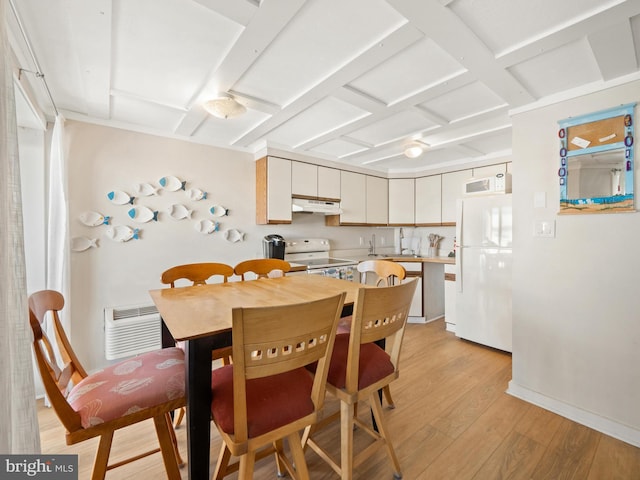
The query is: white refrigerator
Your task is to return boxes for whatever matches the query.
[455,194,512,352]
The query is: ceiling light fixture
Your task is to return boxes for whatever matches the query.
[403,140,429,158]
[203,94,246,119]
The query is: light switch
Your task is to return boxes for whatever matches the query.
[534,220,555,237]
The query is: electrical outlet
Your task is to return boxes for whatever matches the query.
[534,220,555,237]
[359,236,364,246]
[380,237,385,246]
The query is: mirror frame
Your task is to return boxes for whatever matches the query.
[558,103,636,214]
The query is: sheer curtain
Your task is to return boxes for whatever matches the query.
[0,0,41,454]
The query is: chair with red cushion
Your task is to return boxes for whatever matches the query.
[28,290,185,480]
[210,292,346,479]
[303,279,418,480]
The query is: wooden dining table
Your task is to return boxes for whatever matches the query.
[149,274,363,480]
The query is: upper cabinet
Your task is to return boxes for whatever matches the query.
[366,176,388,225]
[472,163,506,178]
[256,156,292,225]
[441,170,471,225]
[327,171,366,225]
[291,162,341,200]
[388,178,415,225]
[415,175,442,225]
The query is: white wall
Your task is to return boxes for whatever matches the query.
[64,121,396,371]
[509,80,640,446]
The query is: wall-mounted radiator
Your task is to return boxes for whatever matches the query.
[104,304,162,360]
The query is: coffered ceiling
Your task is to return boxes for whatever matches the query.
[8,0,640,173]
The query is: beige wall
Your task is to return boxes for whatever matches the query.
[509,80,640,446]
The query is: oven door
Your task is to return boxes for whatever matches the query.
[308,266,356,281]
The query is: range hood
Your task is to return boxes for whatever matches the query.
[292,198,343,215]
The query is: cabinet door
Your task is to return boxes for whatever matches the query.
[388,178,415,225]
[441,170,470,224]
[291,162,317,197]
[366,176,388,225]
[472,163,506,178]
[256,156,291,224]
[318,166,341,200]
[340,171,366,224]
[415,175,441,225]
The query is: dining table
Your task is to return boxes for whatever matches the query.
[149,274,363,480]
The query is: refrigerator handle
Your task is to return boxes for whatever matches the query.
[455,199,463,293]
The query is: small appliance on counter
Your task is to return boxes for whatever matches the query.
[284,238,357,281]
[262,234,285,259]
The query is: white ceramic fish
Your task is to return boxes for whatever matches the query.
[186,188,207,201]
[107,190,135,205]
[127,206,158,223]
[104,225,140,242]
[159,175,186,192]
[133,182,158,196]
[78,211,110,227]
[167,204,192,220]
[194,219,219,234]
[223,229,245,243]
[71,237,98,252]
[209,205,229,217]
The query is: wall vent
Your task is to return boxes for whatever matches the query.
[104,304,161,360]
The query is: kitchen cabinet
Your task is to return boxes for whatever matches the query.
[415,174,441,225]
[399,261,445,324]
[472,163,506,179]
[334,170,366,224]
[444,263,456,332]
[256,156,292,224]
[388,178,415,225]
[318,166,341,200]
[366,176,388,225]
[291,161,317,198]
[441,169,471,225]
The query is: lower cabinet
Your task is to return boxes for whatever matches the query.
[444,263,456,332]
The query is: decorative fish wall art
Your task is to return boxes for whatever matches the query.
[195,219,220,234]
[159,175,186,192]
[79,211,110,227]
[210,205,229,217]
[127,206,159,223]
[104,225,140,242]
[71,237,98,252]
[133,182,158,196]
[167,204,192,220]
[223,229,244,243]
[107,190,135,205]
[186,188,207,201]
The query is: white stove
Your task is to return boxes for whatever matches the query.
[285,238,357,281]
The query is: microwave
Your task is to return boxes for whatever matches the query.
[463,173,512,195]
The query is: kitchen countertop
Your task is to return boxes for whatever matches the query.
[348,255,455,265]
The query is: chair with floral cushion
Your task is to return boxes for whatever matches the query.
[210,292,346,479]
[28,290,185,480]
[233,259,291,280]
[303,279,418,480]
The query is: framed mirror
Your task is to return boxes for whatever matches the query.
[558,103,635,214]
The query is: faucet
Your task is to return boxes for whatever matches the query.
[368,233,376,256]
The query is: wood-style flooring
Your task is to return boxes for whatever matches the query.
[37,319,640,479]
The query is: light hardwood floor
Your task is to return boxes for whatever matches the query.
[37,319,640,479]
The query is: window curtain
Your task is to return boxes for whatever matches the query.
[0,0,41,454]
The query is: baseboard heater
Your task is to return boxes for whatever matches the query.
[104,304,161,360]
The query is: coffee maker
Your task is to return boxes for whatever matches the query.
[262,234,285,259]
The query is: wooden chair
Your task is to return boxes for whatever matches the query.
[233,258,291,280]
[161,262,234,287]
[210,292,346,479]
[160,262,235,427]
[28,290,185,480]
[303,279,418,480]
[342,259,407,409]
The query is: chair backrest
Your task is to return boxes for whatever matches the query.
[357,259,406,286]
[233,259,291,280]
[28,290,87,434]
[230,292,346,442]
[161,262,234,287]
[345,279,418,393]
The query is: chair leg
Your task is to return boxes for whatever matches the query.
[238,450,256,479]
[165,413,184,466]
[274,439,286,477]
[213,444,232,480]
[92,431,114,480]
[369,392,402,478]
[287,432,310,480]
[174,407,185,428]
[153,415,181,480]
[340,401,355,480]
[383,385,395,409]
